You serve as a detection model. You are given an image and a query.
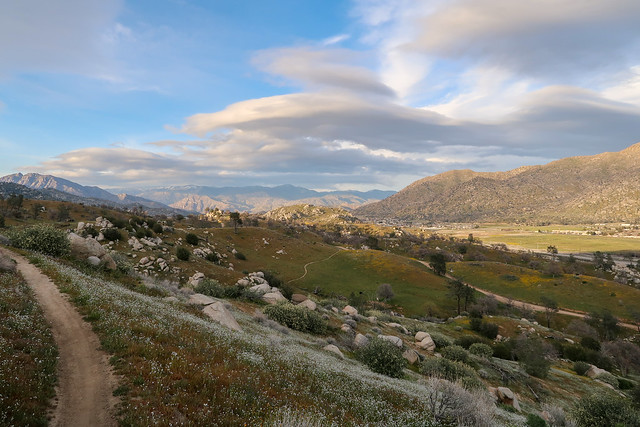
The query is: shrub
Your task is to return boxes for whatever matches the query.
[469,343,493,359]
[515,336,553,378]
[185,233,198,245]
[9,224,69,256]
[479,322,499,339]
[356,337,406,378]
[196,279,242,299]
[441,345,470,364]
[152,223,163,234]
[430,332,453,349]
[102,228,122,242]
[571,392,640,427]
[234,252,246,260]
[470,317,483,331]
[455,335,489,349]
[563,343,587,361]
[424,377,496,426]
[580,336,601,351]
[110,252,134,275]
[176,247,190,261]
[618,377,635,390]
[0,214,4,228]
[526,413,547,427]
[205,252,219,263]
[573,361,590,376]
[263,303,327,335]
[135,229,146,239]
[420,357,482,389]
[492,342,515,360]
[595,372,619,389]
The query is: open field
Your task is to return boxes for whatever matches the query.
[450,261,640,319]
[433,223,640,253]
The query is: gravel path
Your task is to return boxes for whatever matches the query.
[0,248,117,426]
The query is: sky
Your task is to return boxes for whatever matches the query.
[2,0,640,192]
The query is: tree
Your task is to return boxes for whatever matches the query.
[593,251,614,272]
[229,211,242,233]
[603,340,640,376]
[31,203,43,219]
[377,283,394,301]
[540,296,559,328]
[447,280,473,315]
[430,253,447,276]
[547,245,558,261]
[56,204,70,222]
[514,335,555,378]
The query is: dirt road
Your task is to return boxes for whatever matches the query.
[418,260,638,331]
[0,248,117,426]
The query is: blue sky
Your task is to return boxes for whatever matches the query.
[2,0,640,191]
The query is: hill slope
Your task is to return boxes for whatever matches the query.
[355,142,640,224]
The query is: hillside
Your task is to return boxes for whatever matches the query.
[134,184,394,213]
[264,204,360,226]
[355,142,640,224]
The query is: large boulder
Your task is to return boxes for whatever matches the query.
[203,301,242,331]
[188,293,217,306]
[342,305,358,316]
[0,234,10,245]
[262,291,287,304]
[378,335,403,348]
[586,365,607,378]
[416,335,436,353]
[0,252,16,273]
[68,233,115,270]
[403,349,420,365]
[291,293,308,304]
[387,322,409,335]
[415,331,430,342]
[249,283,272,295]
[323,344,344,359]
[495,387,521,411]
[298,299,317,310]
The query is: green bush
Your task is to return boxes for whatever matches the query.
[479,322,499,339]
[152,223,163,234]
[9,224,69,256]
[455,335,489,349]
[441,345,470,364]
[469,343,493,359]
[420,357,482,389]
[205,252,219,263]
[571,392,640,427]
[195,279,243,299]
[0,214,5,228]
[176,247,190,261]
[515,337,552,378]
[185,233,198,245]
[234,252,246,260]
[563,343,587,361]
[110,252,134,275]
[618,377,635,390]
[525,413,546,427]
[580,336,601,351]
[493,342,514,360]
[263,302,327,335]
[573,361,590,376]
[356,337,406,378]
[102,228,122,242]
[429,332,453,349]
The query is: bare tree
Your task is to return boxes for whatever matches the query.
[377,283,394,301]
[540,296,558,328]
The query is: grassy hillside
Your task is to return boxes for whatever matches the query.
[450,261,640,319]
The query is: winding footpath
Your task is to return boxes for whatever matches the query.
[287,248,345,284]
[0,248,117,427]
[417,260,638,331]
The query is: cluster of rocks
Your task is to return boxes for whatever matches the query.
[236,272,286,304]
[127,236,163,252]
[67,233,116,270]
[291,293,317,310]
[414,331,436,353]
[188,272,206,288]
[135,256,175,276]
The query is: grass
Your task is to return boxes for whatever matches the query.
[31,253,465,426]
[482,233,640,253]
[450,261,640,319]
[296,249,455,317]
[0,271,58,426]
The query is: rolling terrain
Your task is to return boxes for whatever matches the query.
[355,142,640,224]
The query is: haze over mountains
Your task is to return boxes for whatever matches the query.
[355,142,640,224]
[0,173,393,214]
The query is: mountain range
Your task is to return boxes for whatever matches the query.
[355,142,640,224]
[0,173,393,214]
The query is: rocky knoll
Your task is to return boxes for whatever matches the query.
[355,142,640,224]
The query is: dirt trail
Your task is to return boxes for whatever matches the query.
[287,248,345,284]
[0,248,117,427]
[417,260,638,331]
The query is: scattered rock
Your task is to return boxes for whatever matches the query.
[387,322,409,334]
[495,387,521,411]
[354,333,369,348]
[403,349,420,365]
[291,293,308,304]
[188,272,206,288]
[87,256,101,266]
[298,299,317,310]
[416,335,436,353]
[341,324,352,333]
[323,344,344,359]
[188,293,217,306]
[262,291,287,304]
[0,253,16,273]
[378,335,403,348]
[342,305,358,316]
[586,364,607,378]
[203,301,242,331]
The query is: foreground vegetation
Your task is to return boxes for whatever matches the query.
[0,271,58,426]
